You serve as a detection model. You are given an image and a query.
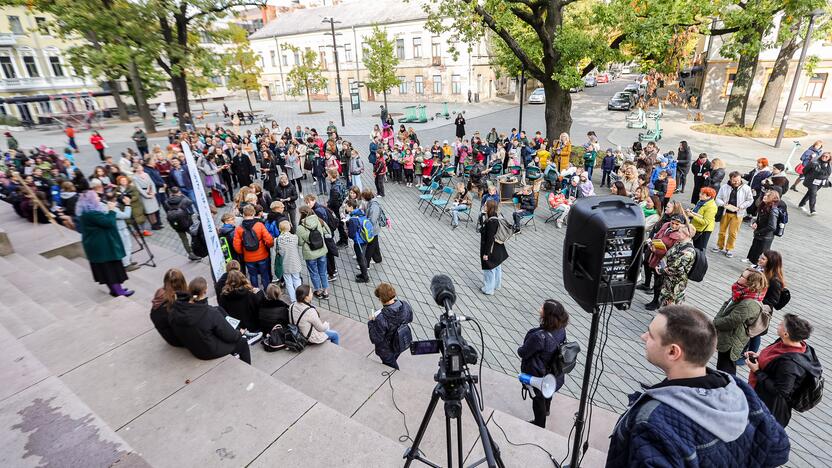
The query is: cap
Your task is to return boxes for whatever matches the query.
[670,214,686,223]
[443,140,448,144]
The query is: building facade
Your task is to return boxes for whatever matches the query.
[694,16,832,114]
[0,6,100,124]
[249,0,498,105]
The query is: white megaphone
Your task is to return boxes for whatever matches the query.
[518,373,556,398]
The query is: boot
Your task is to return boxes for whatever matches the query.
[644,301,659,311]
[111,283,135,297]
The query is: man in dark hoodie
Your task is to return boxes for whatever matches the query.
[163,186,200,260]
[762,163,790,195]
[169,277,252,365]
[368,283,413,370]
[606,304,789,467]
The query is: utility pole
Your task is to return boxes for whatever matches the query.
[323,17,345,128]
[518,67,526,133]
[775,9,824,148]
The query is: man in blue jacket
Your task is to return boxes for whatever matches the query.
[606,305,789,467]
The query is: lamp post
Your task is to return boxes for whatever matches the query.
[518,67,526,134]
[775,9,824,148]
[322,17,345,128]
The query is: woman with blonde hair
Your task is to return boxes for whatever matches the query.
[709,158,726,188]
[714,268,768,375]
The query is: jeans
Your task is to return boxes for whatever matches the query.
[716,351,736,375]
[482,265,502,294]
[283,272,302,302]
[246,258,271,290]
[450,205,469,225]
[306,256,329,291]
[600,169,612,187]
[324,329,340,345]
[716,212,741,251]
[513,210,533,229]
[316,176,327,195]
[118,228,132,267]
[350,174,363,190]
[584,163,594,178]
[799,184,820,212]
[182,189,197,212]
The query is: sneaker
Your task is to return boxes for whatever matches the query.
[809,211,817,216]
[741,258,752,264]
[328,274,338,282]
[313,290,323,299]
[121,289,135,298]
[725,251,734,258]
[188,253,201,261]
[245,331,263,346]
[321,292,330,300]
[452,224,458,229]
[801,205,809,214]
[355,276,369,283]
[710,247,724,253]
[480,287,494,295]
[142,230,153,237]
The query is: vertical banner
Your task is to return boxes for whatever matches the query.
[181,141,226,281]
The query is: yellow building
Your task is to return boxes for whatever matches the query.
[0,6,100,125]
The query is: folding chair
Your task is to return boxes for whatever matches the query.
[512,197,537,232]
[418,182,440,210]
[428,186,453,216]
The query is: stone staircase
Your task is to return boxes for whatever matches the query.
[0,204,616,467]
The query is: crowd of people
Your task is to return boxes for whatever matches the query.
[1,103,828,467]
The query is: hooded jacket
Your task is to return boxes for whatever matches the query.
[149,288,183,347]
[753,341,822,428]
[169,294,242,360]
[218,286,261,332]
[606,370,789,467]
[368,300,414,363]
[296,212,331,260]
[518,326,566,392]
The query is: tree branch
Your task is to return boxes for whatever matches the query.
[186,1,265,22]
[580,33,626,77]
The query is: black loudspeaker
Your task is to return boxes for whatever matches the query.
[563,195,645,313]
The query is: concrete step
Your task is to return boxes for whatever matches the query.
[0,284,59,334]
[0,303,35,339]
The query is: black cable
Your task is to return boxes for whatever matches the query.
[491,415,559,467]
[381,370,413,444]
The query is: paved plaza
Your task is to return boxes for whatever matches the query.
[7,81,832,466]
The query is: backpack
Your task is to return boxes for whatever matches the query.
[544,333,581,377]
[323,206,340,232]
[264,219,280,238]
[370,200,389,228]
[775,288,791,310]
[745,302,770,338]
[390,322,413,354]
[790,347,824,413]
[493,217,514,244]
[306,222,325,250]
[166,201,192,233]
[352,213,376,245]
[283,305,314,352]
[191,228,208,258]
[242,224,260,252]
[684,245,708,282]
[775,207,788,237]
[262,324,287,352]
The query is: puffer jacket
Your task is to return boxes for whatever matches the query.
[169,294,242,361]
[368,300,414,363]
[233,218,274,263]
[714,299,763,361]
[296,212,331,260]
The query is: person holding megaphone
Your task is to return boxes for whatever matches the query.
[518,299,570,428]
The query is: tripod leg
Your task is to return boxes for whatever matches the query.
[463,389,502,468]
[404,387,442,468]
[446,414,453,468]
[457,413,463,468]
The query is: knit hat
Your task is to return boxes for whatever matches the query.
[670,214,687,223]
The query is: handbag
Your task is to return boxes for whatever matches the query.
[273,252,284,278]
[746,303,771,338]
[795,163,805,175]
[714,205,724,223]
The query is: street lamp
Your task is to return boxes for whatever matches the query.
[322,17,345,128]
[775,8,825,148]
[518,66,527,134]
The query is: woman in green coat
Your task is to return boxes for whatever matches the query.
[296,206,332,299]
[76,190,134,297]
[713,268,767,375]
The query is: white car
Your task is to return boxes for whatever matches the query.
[528,88,545,104]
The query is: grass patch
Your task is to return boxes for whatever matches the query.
[690,124,807,138]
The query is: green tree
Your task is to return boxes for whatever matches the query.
[363,25,401,109]
[222,25,263,112]
[282,44,328,113]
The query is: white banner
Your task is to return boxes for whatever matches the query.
[181,141,226,281]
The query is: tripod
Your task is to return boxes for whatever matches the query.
[128,218,156,268]
[403,372,504,468]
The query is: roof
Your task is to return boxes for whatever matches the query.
[249,0,430,40]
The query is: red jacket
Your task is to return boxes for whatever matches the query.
[90,134,105,150]
[233,220,274,263]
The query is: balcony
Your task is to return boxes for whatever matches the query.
[431,56,442,67]
[0,76,89,92]
[0,33,16,46]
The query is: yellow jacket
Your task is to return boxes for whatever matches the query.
[689,199,717,232]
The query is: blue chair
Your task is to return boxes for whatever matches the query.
[418,182,440,209]
[444,204,472,227]
[512,196,537,232]
[429,186,454,216]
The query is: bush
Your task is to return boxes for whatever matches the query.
[0,115,21,127]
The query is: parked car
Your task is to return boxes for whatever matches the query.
[528,88,545,104]
[623,83,642,100]
[622,65,632,74]
[583,75,597,87]
[596,73,610,84]
[608,92,633,111]
[569,84,584,93]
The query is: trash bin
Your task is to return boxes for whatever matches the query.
[498,175,519,202]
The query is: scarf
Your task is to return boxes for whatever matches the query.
[693,200,706,213]
[749,339,806,388]
[731,282,765,303]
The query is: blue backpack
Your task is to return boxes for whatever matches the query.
[351,213,376,245]
[265,219,280,238]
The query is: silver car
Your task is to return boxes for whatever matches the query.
[528,88,545,104]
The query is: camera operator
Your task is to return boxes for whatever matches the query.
[103,185,136,271]
[368,282,414,370]
[517,299,569,428]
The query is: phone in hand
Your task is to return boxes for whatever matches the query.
[748,355,758,364]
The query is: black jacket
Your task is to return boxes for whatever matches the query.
[762,277,782,310]
[275,182,298,210]
[218,287,262,332]
[480,216,509,270]
[149,303,183,347]
[754,342,822,427]
[258,291,290,333]
[803,160,831,188]
[753,205,780,239]
[518,326,566,390]
[368,300,414,363]
[169,294,241,360]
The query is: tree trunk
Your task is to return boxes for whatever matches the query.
[128,57,156,134]
[721,51,757,127]
[543,80,572,142]
[170,72,190,130]
[107,79,130,121]
[245,88,253,112]
[305,82,312,113]
[382,89,388,109]
[752,28,801,134]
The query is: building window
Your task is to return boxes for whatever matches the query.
[398,76,407,94]
[452,74,461,94]
[49,56,64,76]
[270,50,276,67]
[259,54,265,68]
[723,68,737,97]
[433,74,442,94]
[8,16,23,35]
[361,42,369,62]
[210,76,223,85]
[396,38,405,60]
[413,37,422,58]
[294,51,300,65]
[805,73,828,98]
[23,55,39,78]
[415,75,424,95]
[0,56,16,79]
[38,101,51,114]
[281,54,288,66]
[431,38,441,58]
[344,43,352,62]
[318,46,327,69]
